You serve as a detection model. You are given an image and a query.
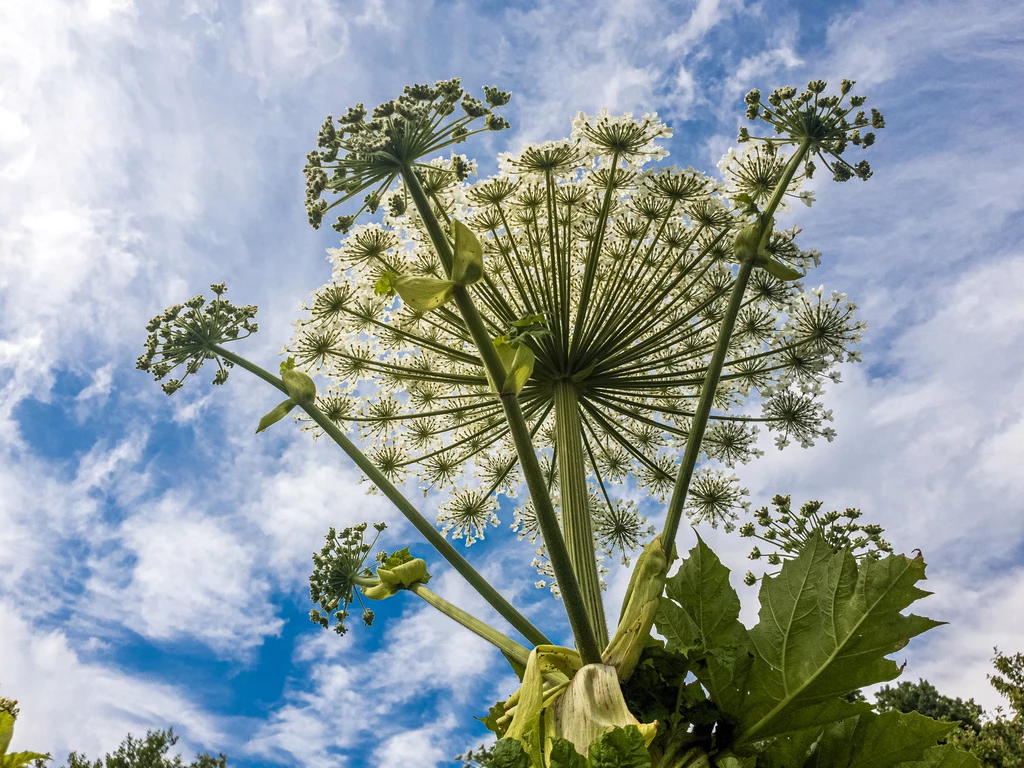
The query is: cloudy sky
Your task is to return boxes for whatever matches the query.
[2,0,1023,765]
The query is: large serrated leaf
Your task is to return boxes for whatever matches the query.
[548,739,588,768]
[808,711,954,768]
[898,744,984,768]
[492,738,531,768]
[656,534,752,715]
[587,725,652,768]
[735,535,943,747]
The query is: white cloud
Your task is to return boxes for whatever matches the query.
[246,566,518,766]
[86,494,284,655]
[373,715,457,766]
[75,363,115,405]
[663,0,741,53]
[0,601,226,762]
[235,0,350,92]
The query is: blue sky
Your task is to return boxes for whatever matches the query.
[2,0,1023,765]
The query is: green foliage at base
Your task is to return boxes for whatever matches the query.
[467,534,982,767]
[639,533,975,767]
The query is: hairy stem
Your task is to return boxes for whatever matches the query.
[210,344,551,648]
[661,139,812,551]
[553,380,608,645]
[401,167,603,665]
[408,583,531,667]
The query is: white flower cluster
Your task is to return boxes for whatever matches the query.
[289,111,864,583]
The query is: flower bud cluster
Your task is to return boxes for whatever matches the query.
[136,283,257,395]
[739,79,883,183]
[308,521,387,635]
[741,494,893,585]
[0,696,18,719]
[304,78,511,233]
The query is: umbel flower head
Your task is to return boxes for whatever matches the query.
[291,81,872,581]
[304,78,510,233]
[309,521,388,635]
[740,493,893,585]
[738,78,884,183]
[136,283,257,395]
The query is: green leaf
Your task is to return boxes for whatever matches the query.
[603,535,670,681]
[755,726,823,768]
[255,398,297,433]
[393,275,456,311]
[549,739,588,768]
[2,751,51,767]
[653,599,698,657]
[807,711,954,768]
[513,313,546,328]
[587,726,651,768]
[502,649,527,681]
[491,738,530,768]
[451,219,484,285]
[478,700,508,737]
[899,744,983,768]
[735,536,942,747]
[373,271,397,297]
[281,368,317,406]
[493,337,535,394]
[754,255,804,281]
[715,756,757,768]
[505,648,549,767]
[730,192,760,216]
[621,642,690,725]
[0,712,13,755]
[383,546,413,568]
[657,534,751,715]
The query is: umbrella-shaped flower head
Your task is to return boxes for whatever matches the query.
[292,81,868,586]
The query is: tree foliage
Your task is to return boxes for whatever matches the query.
[876,680,983,733]
[60,730,226,768]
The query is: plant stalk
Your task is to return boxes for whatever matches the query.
[552,380,608,645]
[660,139,812,551]
[401,167,603,666]
[210,344,551,648]
[408,583,531,667]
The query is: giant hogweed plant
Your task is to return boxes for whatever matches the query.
[138,79,978,766]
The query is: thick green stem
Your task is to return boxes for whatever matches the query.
[553,381,608,645]
[408,583,531,667]
[401,167,603,665]
[655,745,711,768]
[211,344,551,648]
[660,139,812,552]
